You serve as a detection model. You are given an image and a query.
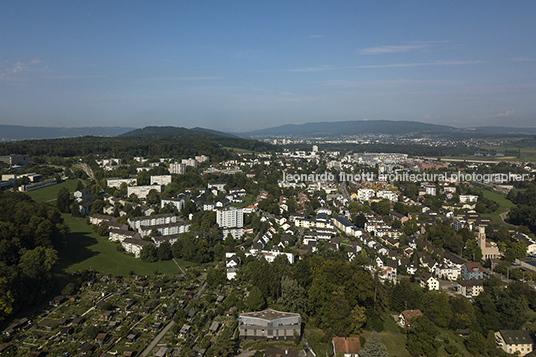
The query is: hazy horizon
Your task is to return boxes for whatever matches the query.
[1,1,535,131]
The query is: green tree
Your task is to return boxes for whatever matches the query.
[424,291,452,328]
[406,316,439,357]
[359,331,388,357]
[157,241,172,261]
[403,220,419,236]
[97,222,109,236]
[18,246,58,279]
[207,268,226,288]
[278,275,308,315]
[464,331,487,356]
[140,244,157,262]
[353,213,367,228]
[463,239,482,261]
[371,199,391,216]
[245,286,266,311]
[56,187,71,213]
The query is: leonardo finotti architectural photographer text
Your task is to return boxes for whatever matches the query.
[282,171,529,183]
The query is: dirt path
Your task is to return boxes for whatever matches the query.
[172,258,186,274]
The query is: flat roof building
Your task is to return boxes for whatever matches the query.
[239,309,300,341]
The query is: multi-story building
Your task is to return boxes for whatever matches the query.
[376,190,398,203]
[138,221,190,237]
[107,178,137,188]
[150,175,172,186]
[161,195,187,212]
[357,188,375,202]
[121,238,153,258]
[0,154,29,167]
[127,214,178,230]
[170,163,187,174]
[127,185,161,199]
[457,280,484,298]
[294,217,334,229]
[461,262,484,280]
[182,158,199,167]
[239,309,300,340]
[216,207,244,229]
[495,330,534,356]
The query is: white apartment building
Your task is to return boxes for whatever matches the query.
[150,175,172,186]
[170,163,186,174]
[216,207,244,229]
[376,190,398,203]
[107,178,137,188]
[357,188,375,202]
[127,185,161,199]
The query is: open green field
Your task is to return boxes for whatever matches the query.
[55,214,195,276]
[26,179,82,202]
[475,187,515,223]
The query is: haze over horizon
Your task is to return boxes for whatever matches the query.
[1,1,535,132]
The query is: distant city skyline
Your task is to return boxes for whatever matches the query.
[1,1,535,131]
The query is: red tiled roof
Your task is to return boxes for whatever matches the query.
[333,337,361,354]
[401,309,423,325]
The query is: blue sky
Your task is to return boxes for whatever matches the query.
[1,1,535,131]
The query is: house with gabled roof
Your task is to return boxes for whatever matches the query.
[494,330,534,356]
[398,309,423,327]
[461,262,484,280]
[457,279,484,298]
[332,337,361,357]
[418,272,439,290]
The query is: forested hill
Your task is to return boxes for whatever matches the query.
[0,132,277,160]
[120,126,238,138]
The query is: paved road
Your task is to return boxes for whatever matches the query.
[140,320,175,357]
[339,181,350,199]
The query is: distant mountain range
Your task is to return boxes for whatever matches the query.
[236,120,454,137]
[0,125,135,142]
[235,120,536,138]
[1,121,535,142]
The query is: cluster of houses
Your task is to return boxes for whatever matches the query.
[90,213,190,258]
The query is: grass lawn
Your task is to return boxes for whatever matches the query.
[378,332,410,357]
[474,187,515,223]
[55,214,196,276]
[304,328,329,357]
[26,179,82,202]
[230,194,255,208]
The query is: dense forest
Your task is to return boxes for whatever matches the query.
[0,133,277,161]
[0,191,65,320]
[507,182,536,232]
